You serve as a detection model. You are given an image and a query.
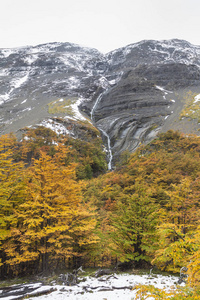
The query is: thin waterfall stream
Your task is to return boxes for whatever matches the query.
[90,92,113,170]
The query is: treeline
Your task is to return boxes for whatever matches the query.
[0,129,200,291]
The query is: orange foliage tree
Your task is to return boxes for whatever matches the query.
[2,145,98,275]
[0,134,25,277]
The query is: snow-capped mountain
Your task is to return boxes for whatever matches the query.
[0,42,108,134]
[1,39,200,167]
[106,39,200,71]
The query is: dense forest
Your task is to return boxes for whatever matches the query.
[0,128,200,297]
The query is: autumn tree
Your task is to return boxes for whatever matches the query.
[108,180,159,266]
[0,134,25,277]
[3,147,98,275]
[152,178,200,272]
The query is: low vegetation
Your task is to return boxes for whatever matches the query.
[48,97,78,115]
[180,90,200,122]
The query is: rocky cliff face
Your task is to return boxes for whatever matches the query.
[1,39,200,168]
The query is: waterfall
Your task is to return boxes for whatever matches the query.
[90,93,102,121]
[90,92,113,170]
[99,128,113,170]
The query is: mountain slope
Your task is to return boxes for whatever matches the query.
[0,42,107,134]
[1,39,200,168]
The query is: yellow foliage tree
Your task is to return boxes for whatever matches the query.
[153,178,200,272]
[0,134,25,273]
[187,225,200,287]
[3,147,98,274]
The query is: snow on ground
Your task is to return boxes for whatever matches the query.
[39,119,70,136]
[155,86,174,102]
[155,86,173,94]
[109,79,117,85]
[11,72,29,89]
[194,94,200,103]
[1,48,16,58]
[59,54,76,67]
[59,53,92,74]
[21,99,27,104]
[64,97,91,123]
[99,76,110,89]
[67,76,81,89]
[23,54,39,65]
[70,99,85,121]
[0,72,30,105]
[19,107,32,113]
[27,273,181,300]
[151,48,171,60]
[30,45,57,54]
[0,93,10,105]
[0,69,9,76]
[36,98,92,137]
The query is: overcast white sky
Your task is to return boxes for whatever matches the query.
[0,0,200,53]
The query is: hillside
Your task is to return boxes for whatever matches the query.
[1,39,200,168]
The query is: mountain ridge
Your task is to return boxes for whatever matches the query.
[1,39,200,168]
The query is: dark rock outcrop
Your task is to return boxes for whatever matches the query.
[91,62,200,163]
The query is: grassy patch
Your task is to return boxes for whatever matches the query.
[180,91,200,122]
[0,277,33,288]
[48,98,78,115]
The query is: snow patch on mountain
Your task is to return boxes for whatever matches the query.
[20,107,32,113]
[65,97,92,123]
[0,72,30,105]
[0,69,9,76]
[99,76,110,89]
[155,85,173,100]
[106,39,200,69]
[67,76,81,89]
[39,119,70,136]
[11,72,29,89]
[21,99,27,104]
[30,43,63,54]
[155,85,173,93]
[1,48,16,58]
[151,47,171,60]
[194,94,200,103]
[0,93,10,105]
[24,54,39,65]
